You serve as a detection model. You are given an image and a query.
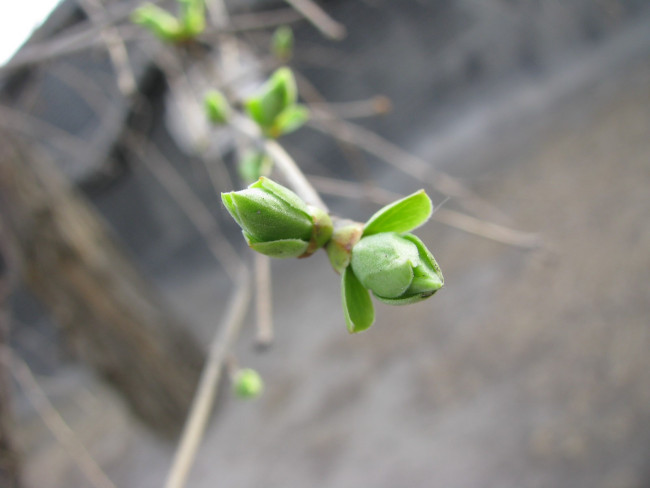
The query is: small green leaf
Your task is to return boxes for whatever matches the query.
[270,105,310,137]
[342,267,375,333]
[362,190,432,237]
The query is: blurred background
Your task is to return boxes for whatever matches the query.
[1,0,650,487]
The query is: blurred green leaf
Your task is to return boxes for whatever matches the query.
[204,90,230,124]
[271,105,310,137]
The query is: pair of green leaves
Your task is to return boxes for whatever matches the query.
[244,68,309,138]
[341,190,444,334]
[132,0,205,43]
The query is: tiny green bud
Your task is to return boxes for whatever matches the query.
[238,150,273,183]
[131,4,183,41]
[233,368,263,399]
[244,68,299,135]
[272,26,294,62]
[204,90,230,124]
[178,0,205,37]
[350,232,443,304]
[221,177,332,258]
[326,220,364,274]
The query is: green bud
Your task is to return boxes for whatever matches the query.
[238,151,273,184]
[272,26,294,62]
[350,232,443,305]
[244,68,302,136]
[233,368,263,399]
[221,177,333,258]
[204,90,230,125]
[131,4,183,41]
[178,0,205,37]
[326,220,364,274]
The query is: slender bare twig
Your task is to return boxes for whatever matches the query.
[0,8,301,75]
[283,0,346,39]
[308,112,513,224]
[164,270,251,488]
[230,115,329,211]
[309,96,392,120]
[0,346,118,488]
[76,0,137,96]
[254,253,273,348]
[307,174,542,249]
[125,132,244,282]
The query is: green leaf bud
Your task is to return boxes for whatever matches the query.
[238,151,273,184]
[326,220,364,274]
[221,177,333,258]
[269,104,310,138]
[272,26,294,62]
[204,90,231,125]
[178,0,205,37]
[244,68,298,135]
[350,232,443,305]
[131,4,183,41]
[233,368,263,399]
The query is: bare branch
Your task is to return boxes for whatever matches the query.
[283,0,346,39]
[230,115,329,211]
[164,271,251,488]
[308,113,513,224]
[307,174,542,249]
[76,0,137,96]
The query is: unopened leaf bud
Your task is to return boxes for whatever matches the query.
[221,177,332,258]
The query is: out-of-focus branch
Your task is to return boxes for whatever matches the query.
[307,174,542,249]
[230,115,329,211]
[76,0,136,96]
[308,112,513,224]
[164,270,251,488]
[309,95,392,120]
[283,0,346,39]
[0,8,301,75]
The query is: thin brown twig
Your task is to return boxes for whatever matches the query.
[308,96,392,120]
[164,270,251,488]
[307,174,542,249]
[230,115,329,211]
[283,0,346,39]
[0,8,301,76]
[0,346,118,488]
[308,112,513,224]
